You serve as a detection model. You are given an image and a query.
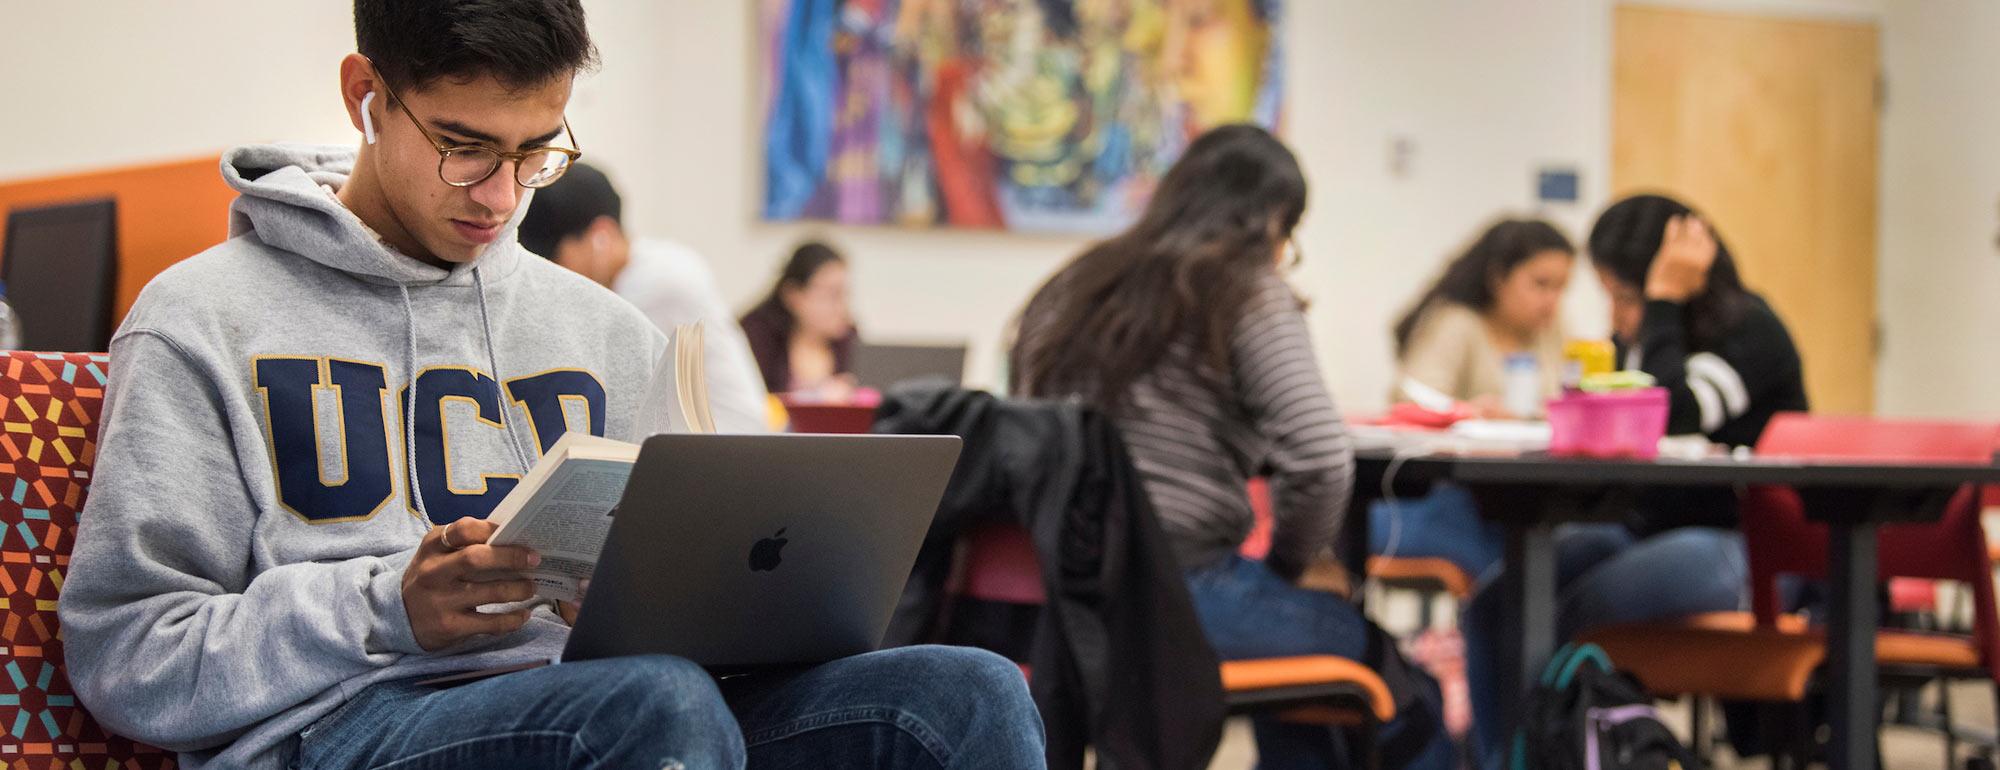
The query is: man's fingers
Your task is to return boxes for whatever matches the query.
[422,518,500,555]
[450,518,501,545]
[456,578,539,607]
[454,544,541,575]
[453,607,535,640]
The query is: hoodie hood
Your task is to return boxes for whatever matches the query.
[221,143,528,287]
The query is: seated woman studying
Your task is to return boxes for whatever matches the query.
[1393,218,1574,416]
[1011,124,1452,770]
[1462,193,1810,763]
[740,241,860,401]
[1372,219,1576,580]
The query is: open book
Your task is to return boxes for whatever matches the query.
[484,323,715,602]
[636,322,716,434]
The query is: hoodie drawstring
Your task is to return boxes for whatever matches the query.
[399,269,537,524]
[474,266,536,473]
[399,285,430,524]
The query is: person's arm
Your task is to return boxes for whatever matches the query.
[1634,300,1796,439]
[1631,216,1794,439]
[1396,305,1478,404]
[59,333,433,750]
[1232,276,1355,581]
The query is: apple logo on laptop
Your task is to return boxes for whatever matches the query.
[749,528,788,572]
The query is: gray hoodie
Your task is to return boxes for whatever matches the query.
[57,144,666,769]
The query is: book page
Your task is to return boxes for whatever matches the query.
[486,434,636,603]
[637,323,717,436]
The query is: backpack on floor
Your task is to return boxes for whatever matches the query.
[1510,643,1700,770]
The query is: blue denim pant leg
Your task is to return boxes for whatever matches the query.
[1187,556,1454,770]
[294,655,746,770]
[1462,526,1747,766]
[1369,483,1505,581]
[720,645,1046,770]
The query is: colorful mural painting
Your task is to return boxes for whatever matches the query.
[760,0,1286,233]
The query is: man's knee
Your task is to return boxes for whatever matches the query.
[900,645,1029,698]
[869,645,1038,735]
[574,656,745,766]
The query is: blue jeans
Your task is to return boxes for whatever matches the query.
[1369,483,1504,582]
[1186,555,1454,770]
[293,645,1045,770]
[1462,525,1747,764]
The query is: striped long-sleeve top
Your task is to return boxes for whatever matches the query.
[1023,269,1354,577]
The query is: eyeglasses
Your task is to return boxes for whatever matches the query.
[375,76,581,189]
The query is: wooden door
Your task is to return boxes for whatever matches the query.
[1612,4,1880,414]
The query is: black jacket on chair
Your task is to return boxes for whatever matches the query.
[874,384,1226,770]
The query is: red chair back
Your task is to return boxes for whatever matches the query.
[783,403,878,434]
[960,521,1047,605]
[0,351,175,767]
[1742,413,2000,679]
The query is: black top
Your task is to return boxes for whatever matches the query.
[1624,293,1810,535]
[1631,294,1810,448]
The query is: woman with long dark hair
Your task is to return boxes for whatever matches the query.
[739,241,859,399]
[1462,194,1809,761]
[1013,124,1451,770]
[1366,219,1576,616]
[1392,219,1575,415]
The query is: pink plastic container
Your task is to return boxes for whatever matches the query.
[1546,387,1669,459]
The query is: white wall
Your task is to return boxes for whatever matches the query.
[12,0,1973,418]
[1876,1,2000,419]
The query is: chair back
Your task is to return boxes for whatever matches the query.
[0,351,175,766]
[1743,413,2000,679]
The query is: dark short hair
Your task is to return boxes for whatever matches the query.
[518,161,621,259]
[354,0,598,92]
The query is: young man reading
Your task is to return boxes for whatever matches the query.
[57,2,1043,768]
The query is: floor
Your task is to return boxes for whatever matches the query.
[1206,680,1998,770]
[1204,587,1998,769]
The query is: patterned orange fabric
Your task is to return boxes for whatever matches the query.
[0,352,174,769]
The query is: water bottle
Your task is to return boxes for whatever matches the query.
[0,281,22,351]
[1503,352,1541,419]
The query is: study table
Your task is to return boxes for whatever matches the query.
[1350,444,2000,770]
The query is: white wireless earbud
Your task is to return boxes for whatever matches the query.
[360,91,379,145]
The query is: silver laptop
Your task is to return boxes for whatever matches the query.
[851,343,968,388]
[562,433,961,670]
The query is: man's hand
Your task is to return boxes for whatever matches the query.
[557,579,588,626]
[402,518,541,652]
[1644,215,1718,302]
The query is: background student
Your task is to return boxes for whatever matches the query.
[518,161,771,432]
[1012,124,1452,770]
[1461,193,1810,763]
[740,241,860,401]
[1371,218,1577,583]
[1392,218,1575,416]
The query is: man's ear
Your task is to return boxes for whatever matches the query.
[339,54,382,143]
[588,216,623,248]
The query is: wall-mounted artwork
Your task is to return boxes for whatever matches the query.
[760,0,1285,234]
